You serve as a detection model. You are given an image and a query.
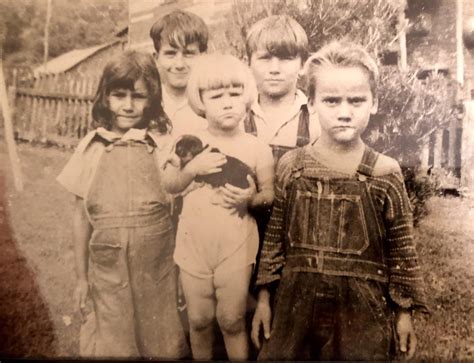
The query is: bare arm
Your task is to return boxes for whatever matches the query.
[395,308,416,359]
[249,160,274,209]
[72,196,92,320]
[220,143,274,210]
[162,149,227,194]
[251,287,272,349]
[73,196,91,282]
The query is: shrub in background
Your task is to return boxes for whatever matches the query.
[365,68,458,225]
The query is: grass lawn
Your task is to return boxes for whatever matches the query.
[0,141,472,359]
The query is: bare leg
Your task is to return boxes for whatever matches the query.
[180,270,216,360]
[214,265,253,361]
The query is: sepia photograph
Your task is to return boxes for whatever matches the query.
[0,0,473,360]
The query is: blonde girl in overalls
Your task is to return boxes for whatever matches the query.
[57,51,188,359]
[162,54,274,360]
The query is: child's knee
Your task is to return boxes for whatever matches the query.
[188,310,214,332]
[216,309,246,335]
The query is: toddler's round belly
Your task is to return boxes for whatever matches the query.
[175,186,258,277]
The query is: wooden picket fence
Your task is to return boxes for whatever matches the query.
[8,69,99,147]
[420,117,463,184]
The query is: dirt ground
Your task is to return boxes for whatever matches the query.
[0,141,473,359]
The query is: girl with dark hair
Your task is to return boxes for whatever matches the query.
[57,50,188,358]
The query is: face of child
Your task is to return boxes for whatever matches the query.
[312,66,377,145]
[107,79,149,134]
[250,48,302,99]
[201,86,246,131]
[154,40,201,92]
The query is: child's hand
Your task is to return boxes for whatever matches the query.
[251,289,272,349]
[396,309,417,359]
[218,175,257,213]
[186,148,226,176]
[73,279,89,323]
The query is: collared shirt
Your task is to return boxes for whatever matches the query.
[244,89,320,147]
[57,128,172,198]
[162,87,207,138]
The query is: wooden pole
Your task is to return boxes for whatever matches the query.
[43,0,52,70]
[0,57,24,192]
[398,5,408,72]
[456,0,464,87]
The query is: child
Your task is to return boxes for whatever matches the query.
[244,15,321,262]
[251,41,428,360]
[162,54,274,360]
[150,10,208,137]
[245,15,320,163]
[57,51,188,358]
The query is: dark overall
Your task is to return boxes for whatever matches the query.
[258,147,393,360]
[82,139,189,358]
[244,105,311,268]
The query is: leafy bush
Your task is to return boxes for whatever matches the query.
[364,68,458,224]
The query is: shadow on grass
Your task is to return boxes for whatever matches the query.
[0,173,56,357]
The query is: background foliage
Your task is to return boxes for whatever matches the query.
[0,0,127,68]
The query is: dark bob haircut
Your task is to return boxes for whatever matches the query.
[91,50,170,133]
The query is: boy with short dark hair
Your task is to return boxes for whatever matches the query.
[245,15,320,163]
[150,10,208,136]
[251,40,428,360]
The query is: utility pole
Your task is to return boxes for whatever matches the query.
[43,0,52,71]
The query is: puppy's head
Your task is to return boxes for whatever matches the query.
[175,135,205,167]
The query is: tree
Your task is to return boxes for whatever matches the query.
[1,0,128,69]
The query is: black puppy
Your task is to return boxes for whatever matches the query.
[174,134,256,189]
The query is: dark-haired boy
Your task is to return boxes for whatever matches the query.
[150,10,208,137]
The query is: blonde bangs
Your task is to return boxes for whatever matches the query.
[187,54,257,117]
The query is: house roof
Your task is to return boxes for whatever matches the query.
[34,40,121,76]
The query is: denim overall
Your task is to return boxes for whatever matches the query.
[284,146,388,281]
[82,138,188,358]
[258,146,393,360]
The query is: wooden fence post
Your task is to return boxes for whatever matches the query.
[0,61,24,191]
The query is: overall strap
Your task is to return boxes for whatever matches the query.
[356,146,379,177]
[296,104,311,147]
[243,111,258,137]
[285,146,307,229]
[291,146,307,178]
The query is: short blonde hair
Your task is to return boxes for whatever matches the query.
[303,40,379,103]
[187,54,257,117]
[246,15,309,63]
